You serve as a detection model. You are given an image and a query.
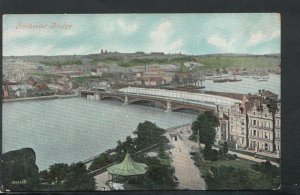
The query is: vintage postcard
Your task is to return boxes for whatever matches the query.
[2,13,280,191]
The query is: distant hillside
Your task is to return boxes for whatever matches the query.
[195,55,280,70]
[3,53,280,70]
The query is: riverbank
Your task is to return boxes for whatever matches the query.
[3,94,78,103]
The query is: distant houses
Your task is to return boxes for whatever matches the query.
[2,78,57,99]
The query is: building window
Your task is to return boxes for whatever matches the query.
[241,128,245,135]
[253,120,256,126]
[265,143,268,151]
[253,130,256,136]
[264,132,268,139]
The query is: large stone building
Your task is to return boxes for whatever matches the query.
[229,102,248,149]
[224,91,281,158]
[274,103,281,156]
[225,94,263,148]
[247,104,274,153]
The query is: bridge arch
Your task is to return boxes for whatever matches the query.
[100,95,125,103]
[128,98,167,109]
[172,104,215,113]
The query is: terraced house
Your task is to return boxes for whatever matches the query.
[226,91,281,158]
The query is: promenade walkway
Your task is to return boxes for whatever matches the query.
[166,133,206,190]
[94,171,111,191]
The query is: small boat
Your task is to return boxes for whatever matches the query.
[261,75,269,79]
[213,78,228,83]
[228,78,243,82]
[257,78,268,82]
[227,75,242,82]
[252,75,260,79]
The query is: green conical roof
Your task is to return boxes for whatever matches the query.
[107,153,148,176]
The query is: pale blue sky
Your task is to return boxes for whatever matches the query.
[3,13,280,56]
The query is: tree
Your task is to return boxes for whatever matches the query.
[62,163,96,191]
[205,166,254,190]
[134,121,168,150]
[89,153,114,171]
[142,157,177,189]
[191,111,219,149]
[47,163,69,184]
[2,148,40,191]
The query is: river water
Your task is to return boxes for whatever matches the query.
[3,98,196,170]
[200,74,281,98]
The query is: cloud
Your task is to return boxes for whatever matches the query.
[247,30,280,46]
[116,18,139,35]
[207,34,238,52]
[99,18,139,35]
[3,44,55,56]
[3,28,32,43]
[56,45,96,55]
[149,20,172,43]
[148,20,184,53]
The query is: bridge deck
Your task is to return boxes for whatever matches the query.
[118,87,241,108]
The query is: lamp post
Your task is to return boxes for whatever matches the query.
[197,129,201,151]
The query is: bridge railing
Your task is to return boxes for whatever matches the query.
[118,87,240,107]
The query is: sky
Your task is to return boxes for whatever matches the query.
[2,13,280,56]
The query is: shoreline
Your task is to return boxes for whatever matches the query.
[2,94,78,103]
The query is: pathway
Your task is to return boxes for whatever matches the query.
[94,171,111,191]
[167,133,206,190]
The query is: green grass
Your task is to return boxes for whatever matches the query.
[197,157,260,177]
[191,152,280,190]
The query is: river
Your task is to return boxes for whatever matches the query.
[2,98,196,170]
[200,74,281,98]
